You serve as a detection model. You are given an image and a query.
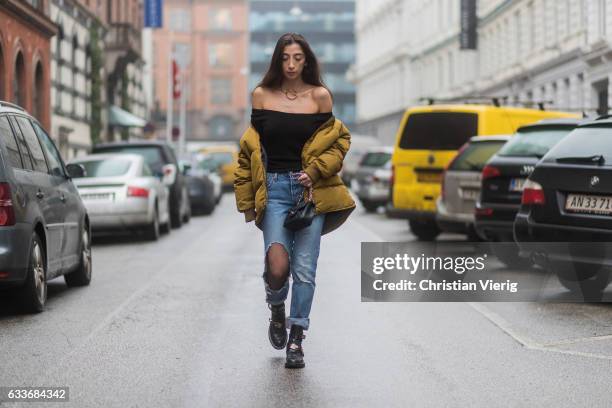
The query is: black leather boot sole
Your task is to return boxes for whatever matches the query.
[268,303,287,350]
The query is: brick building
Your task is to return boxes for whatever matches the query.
[0,0,57,130]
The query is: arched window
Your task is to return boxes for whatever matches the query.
[55,23,64,108]
[12,51,26,107]
[33,62,44,121]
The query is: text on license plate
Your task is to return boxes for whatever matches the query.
[461,188,479,200]
[565,194,612,215]
[81,193,114,201]
[509,178,526,192]
[417,172,442,183]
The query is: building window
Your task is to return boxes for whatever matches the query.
[72,35,78,114]
[210,8,232,31]
[12,52,26,107]
[208,115,234,139]
[209,43,232,68]
[169,9,191,32]
[210,78,232,104]
[33,63,44,121]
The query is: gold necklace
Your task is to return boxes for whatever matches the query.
[280,86,312,101]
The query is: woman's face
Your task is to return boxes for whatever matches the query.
[281,43,306,81]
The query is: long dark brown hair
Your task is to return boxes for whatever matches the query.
[256,33,332,98]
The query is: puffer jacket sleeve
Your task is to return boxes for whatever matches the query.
[304,123,351,184]
[233,136,255,213]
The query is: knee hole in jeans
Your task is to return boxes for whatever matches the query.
[265,242,290,290]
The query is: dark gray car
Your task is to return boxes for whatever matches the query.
[0,102,91,313]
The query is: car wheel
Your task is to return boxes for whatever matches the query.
[65,226,92,287]
[555,262,610,297]
[361,200,379,213]
[171,208,183,229]
[490,242,532,269]
[215,193,222,205]
[409,220,440,241]
[144,207,160,241]
[201,198,216,215]
[183,203,192,224]
[20,233,47,313]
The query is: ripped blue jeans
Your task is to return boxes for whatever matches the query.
[262,171,325,331]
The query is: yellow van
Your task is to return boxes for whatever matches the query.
[198,144,239,191]
[387,104,578,240]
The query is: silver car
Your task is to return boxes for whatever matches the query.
[69,154,171,241]
[351,147,394,212]
[436,136,511,239]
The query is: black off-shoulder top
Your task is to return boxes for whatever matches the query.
[251,109,333,172]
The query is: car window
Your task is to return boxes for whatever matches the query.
[73,159,133,177]
[8,116,34,171]
[497,127,575,158]
[543,126,612,164]
[142,163,153,177]
[0,116,23,169]
[399,112,479,150]
[360,152,391,167]
[33,122,65,177]
[450,141,507,171]
[15,117,48,173]
[97,146,166,174]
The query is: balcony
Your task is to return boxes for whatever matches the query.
[107,23,142,57]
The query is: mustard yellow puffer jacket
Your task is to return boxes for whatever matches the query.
[233,116,356,235]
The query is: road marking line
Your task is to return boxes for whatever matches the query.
[469,302,612,361]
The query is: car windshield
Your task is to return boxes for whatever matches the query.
[198,152,234,170]
[543,126,612,165]
[360,152,391,167]
[98,146,165,174]
[74,159,132,177]
[399,112,478,150]
[497,127,574,158]
[449,141,507,171]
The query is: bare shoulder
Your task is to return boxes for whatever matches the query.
[312,86,333,112]
[251,86,266,109]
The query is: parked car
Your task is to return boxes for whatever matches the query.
[352,147,393,212]
[0,101,91,312]
[189,153,224,204]
[92,141,190,228]
[387,104,578,241]
[69,154,171,240]
[515,117,612,295]
[180,158,217,215]
[339,134,380,186]
[475,119,582,267]
[198,145,238,192]
[436,135,511,239]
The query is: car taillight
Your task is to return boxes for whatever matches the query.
[0,183,15,226]
[521,180,546,205]
[127,186,149,198]
[481,165,501,180]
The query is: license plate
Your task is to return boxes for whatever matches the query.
[81,193,114,201]
[461,188,479,200]
[417,172,442,183]
[565,194,612,215]
[509,178,526,192]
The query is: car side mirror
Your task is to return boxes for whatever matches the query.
[162,164,177,186]
[66,163,86,178]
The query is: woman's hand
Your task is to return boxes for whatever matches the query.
[297,172,313,188]
[244,209,256,222]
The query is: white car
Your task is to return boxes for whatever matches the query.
[69,154,171,240]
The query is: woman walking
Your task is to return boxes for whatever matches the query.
[233,33,355,368]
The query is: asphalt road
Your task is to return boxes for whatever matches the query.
[1,195,612,407]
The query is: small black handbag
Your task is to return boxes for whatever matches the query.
[284,187,316,231]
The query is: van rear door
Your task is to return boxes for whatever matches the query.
[393,111,478,213]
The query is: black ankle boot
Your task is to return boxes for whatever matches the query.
[268,303,287,350]
[285,325,305,369]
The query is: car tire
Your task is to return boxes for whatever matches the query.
[555,263,610,296]
[144,207,160,241]
[65,226,93,287]
[160,215,171,234]
[491,242,532,269]
[20,233,47,313]
[409,220,441,241]
[183,203,191,224]
[200,198,216,216]
[171,208,183,229]
[361,200,379,213]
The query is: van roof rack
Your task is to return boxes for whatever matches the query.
[419,96,508,107]
[0,101,26,112]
